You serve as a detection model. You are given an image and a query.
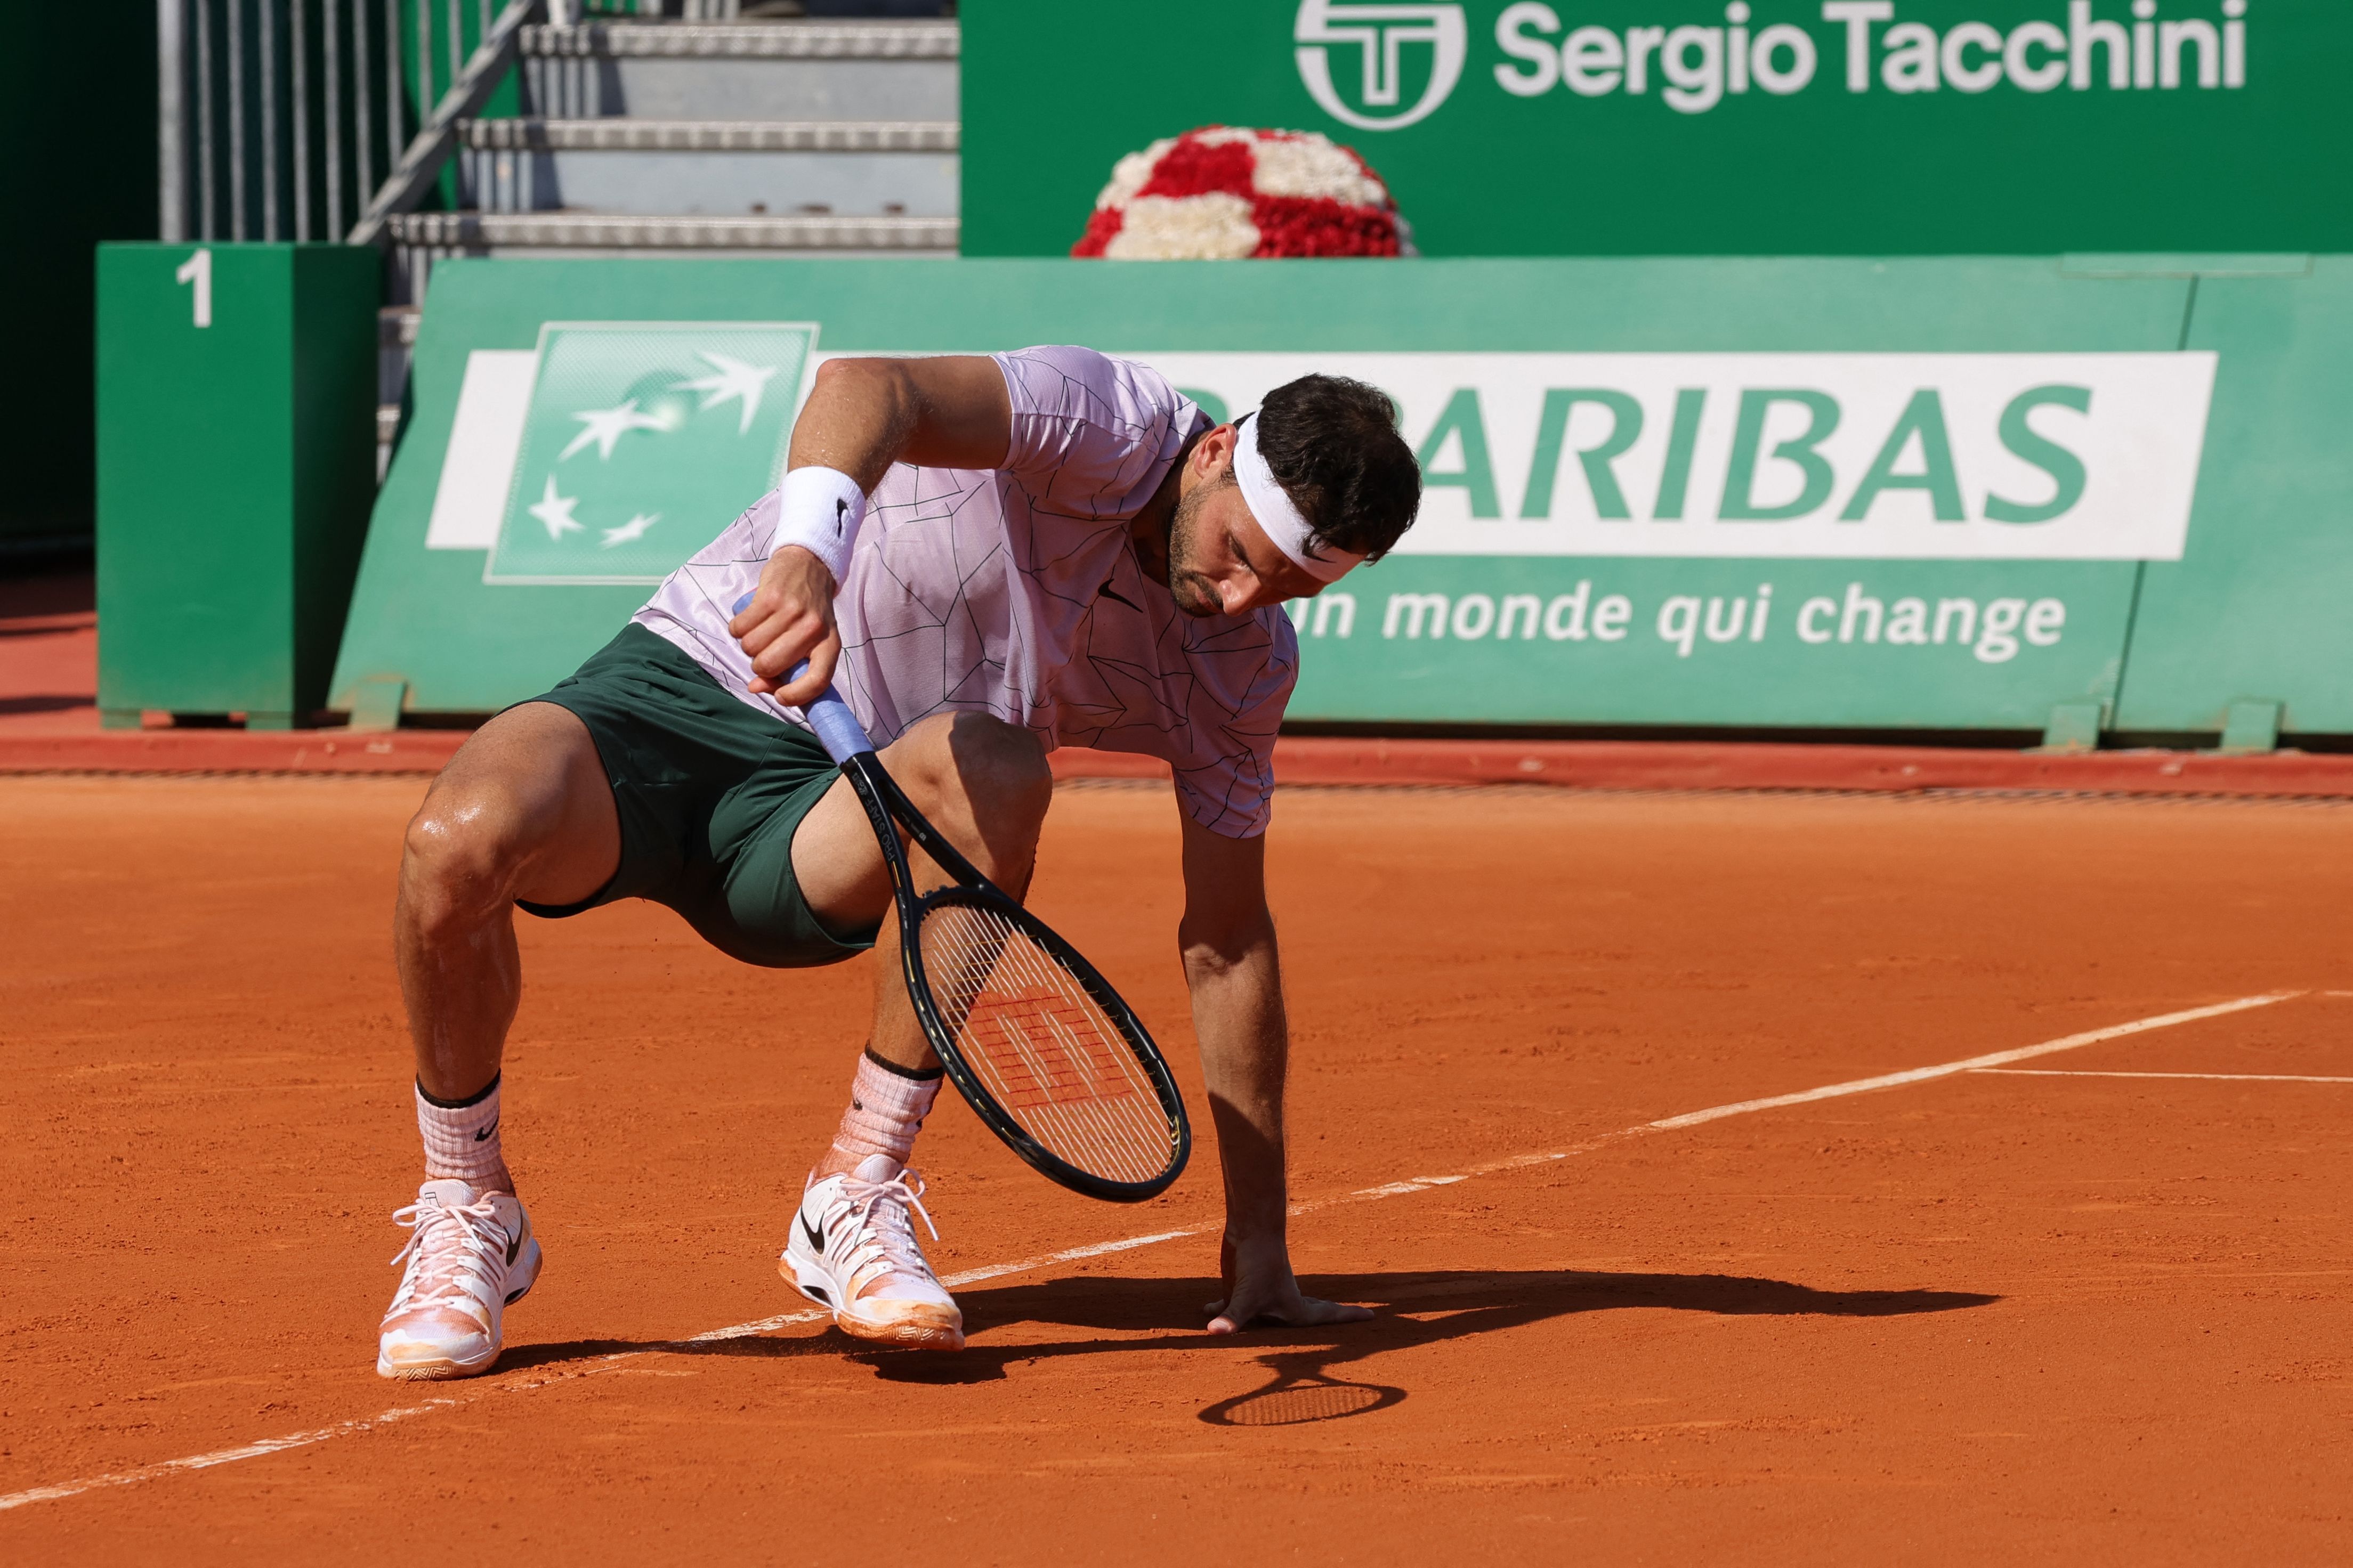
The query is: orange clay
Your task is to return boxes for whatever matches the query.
[2,774,2349,1562]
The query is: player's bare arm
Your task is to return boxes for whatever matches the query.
[729,355,1013,706]
[734,352,1386,1325]
[1177,815,1376,1333]
[733,358,1333,707]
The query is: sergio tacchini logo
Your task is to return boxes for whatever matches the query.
[1293,0,1468,131]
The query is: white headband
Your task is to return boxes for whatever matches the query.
[1230,414,1363,584]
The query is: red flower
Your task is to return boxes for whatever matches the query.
[1135,135,1257,201]
[1071,207,1124,259]
[1248,195,1399,258]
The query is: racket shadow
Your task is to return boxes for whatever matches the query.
[1198,1356,1407,1428]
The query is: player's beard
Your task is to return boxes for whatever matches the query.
[1162,475,1228,619]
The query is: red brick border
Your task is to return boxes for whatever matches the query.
[0,729,469,774]
[7,728,2351,799]
[1052,736,2353,799]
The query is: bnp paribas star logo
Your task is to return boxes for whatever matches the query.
[1293,0,1467,132]
[485,321,817,584]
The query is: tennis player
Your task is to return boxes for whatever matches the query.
[377,346,1422,1378]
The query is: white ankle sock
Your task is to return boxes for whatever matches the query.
[828,1051,943,1169]
[416,1076,504,1184]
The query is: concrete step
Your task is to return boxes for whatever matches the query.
[385,209,954,304]
[519,19,960,59]
[455,118,957,217]
[521,19,960,56]
[519,20,958,120]
[387,208,955,258]
[459,118,957,151]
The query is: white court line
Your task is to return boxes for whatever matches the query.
[0,1229,1205,1517]
[1975,1068,2353,1084]
[1642,993,2296,1132]
[0,989,2298,1516]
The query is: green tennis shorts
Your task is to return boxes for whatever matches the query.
[516,623,876,969]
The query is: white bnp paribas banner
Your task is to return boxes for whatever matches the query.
[1134,352,2217,561]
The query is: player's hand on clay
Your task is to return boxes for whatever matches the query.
[1204,1234,1374,1334]
[732,545,841,705]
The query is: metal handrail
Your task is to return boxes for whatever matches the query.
[347,0,541,246]
[156,0,540,247]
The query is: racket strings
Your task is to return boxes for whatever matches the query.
[923,906,1169,1182]
[917,903,1173,1185]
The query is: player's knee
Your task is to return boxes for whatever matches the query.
[940,714,1052,838]
[400,784,529,923]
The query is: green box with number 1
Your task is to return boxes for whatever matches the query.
[96,242,377,728]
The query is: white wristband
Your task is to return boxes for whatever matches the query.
[773,466,869,587]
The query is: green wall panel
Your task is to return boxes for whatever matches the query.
[963,1,2353,259]
[2116,257,2353,735]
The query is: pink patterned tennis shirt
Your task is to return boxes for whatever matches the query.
[631,345,1300,838]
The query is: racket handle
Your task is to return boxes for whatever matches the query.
[732,591,874,763]
[794,669,875,763]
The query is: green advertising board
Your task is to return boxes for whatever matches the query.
[961,1,2351,258]
[477,323,817,584]
[333,254,2284,738]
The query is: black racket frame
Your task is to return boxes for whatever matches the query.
[835,750,1191,1203]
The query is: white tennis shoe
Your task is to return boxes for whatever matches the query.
[783,1155,965,1351]
[376,1179,543,1380]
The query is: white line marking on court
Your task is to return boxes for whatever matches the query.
[0,1398,461,1513]
[939,1229,1198,1291]
[0,1234,1200,1515]
[0,989,2299,1516]
[1973,1068,2353,1084]
[1641,993,2297,1131]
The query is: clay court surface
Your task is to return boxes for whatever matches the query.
[3,773,2350,1561]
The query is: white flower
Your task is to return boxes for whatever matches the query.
[1102,193,1259,260]
[1250,133,1385,206]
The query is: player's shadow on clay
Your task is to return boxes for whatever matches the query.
[959,1269,1997,1423]
[500,1268,1996,1426]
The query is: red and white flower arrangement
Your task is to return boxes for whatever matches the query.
[1071,126,1410,261]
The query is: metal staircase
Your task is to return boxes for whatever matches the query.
[384,15,959,304]
[156,1,959,477]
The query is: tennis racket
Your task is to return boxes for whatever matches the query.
[736,595,1190,1202]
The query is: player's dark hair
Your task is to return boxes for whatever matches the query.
[1252,374,1421,564]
